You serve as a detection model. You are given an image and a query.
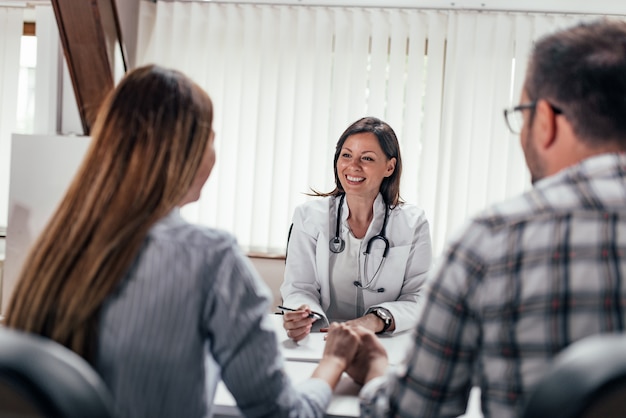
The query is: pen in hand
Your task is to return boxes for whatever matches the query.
[276,305,322,319]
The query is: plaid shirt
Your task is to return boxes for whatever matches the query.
[361,153,626,418]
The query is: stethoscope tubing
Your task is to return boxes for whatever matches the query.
[329,193,389,292]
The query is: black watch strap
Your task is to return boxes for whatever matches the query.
[371,308,392,334]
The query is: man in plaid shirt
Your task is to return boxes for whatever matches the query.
[333,18,626,418]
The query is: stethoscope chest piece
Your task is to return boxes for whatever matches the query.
[329,236,345,253]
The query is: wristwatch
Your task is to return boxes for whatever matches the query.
[370,307,392,334]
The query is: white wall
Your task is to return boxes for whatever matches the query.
[249,257,285,312]
[2,134,91,314]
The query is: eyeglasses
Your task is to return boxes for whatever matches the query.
[503,101,563,134]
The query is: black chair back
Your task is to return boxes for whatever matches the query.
[521,333,626,418]
[0,328,114,418]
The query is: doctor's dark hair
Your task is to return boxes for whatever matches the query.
[5,64,214,362]
[313,116,403,207]
[524,18,626,147]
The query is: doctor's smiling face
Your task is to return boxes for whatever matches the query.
[332,117,403,206]
[337,132,396,202]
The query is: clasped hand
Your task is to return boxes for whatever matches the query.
[324,322,389,385]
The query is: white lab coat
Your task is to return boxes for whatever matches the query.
[280,194,432,333]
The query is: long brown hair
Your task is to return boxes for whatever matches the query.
[312,116,403,207]
[5,65,213,362]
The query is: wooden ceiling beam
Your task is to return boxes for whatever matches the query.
[50,0,127,135]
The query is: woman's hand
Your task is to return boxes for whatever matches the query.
[282,304,317,342]
[313,322,361,388]
[344,326,389,385]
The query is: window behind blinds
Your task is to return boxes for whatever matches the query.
[136,1,600,256]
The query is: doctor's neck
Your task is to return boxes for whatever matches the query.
[345,194,376,224]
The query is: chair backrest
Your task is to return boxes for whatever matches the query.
[521,333,626,418]
[0,327,114,418]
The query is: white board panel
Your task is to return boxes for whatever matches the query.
[2,133,90,313]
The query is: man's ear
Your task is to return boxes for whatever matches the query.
[533,99,558,150]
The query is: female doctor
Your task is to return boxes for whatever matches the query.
[280,116,432,342]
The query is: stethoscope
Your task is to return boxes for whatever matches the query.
[329,194,389,293]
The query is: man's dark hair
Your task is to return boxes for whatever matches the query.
[525,19,626,147]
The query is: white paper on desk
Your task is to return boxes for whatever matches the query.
[277,332,327,362]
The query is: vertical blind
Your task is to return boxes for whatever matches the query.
[0,7,23,228]
[136,1,604,256]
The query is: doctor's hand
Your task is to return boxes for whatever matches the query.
[345,312,395,334]
[344,326,389,385]
[282,304,317,342]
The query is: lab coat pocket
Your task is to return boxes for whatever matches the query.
[363,244,411,295]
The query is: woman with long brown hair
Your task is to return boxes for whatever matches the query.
[5,64,360,418]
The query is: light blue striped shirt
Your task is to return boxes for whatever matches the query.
[96,209,331,417]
